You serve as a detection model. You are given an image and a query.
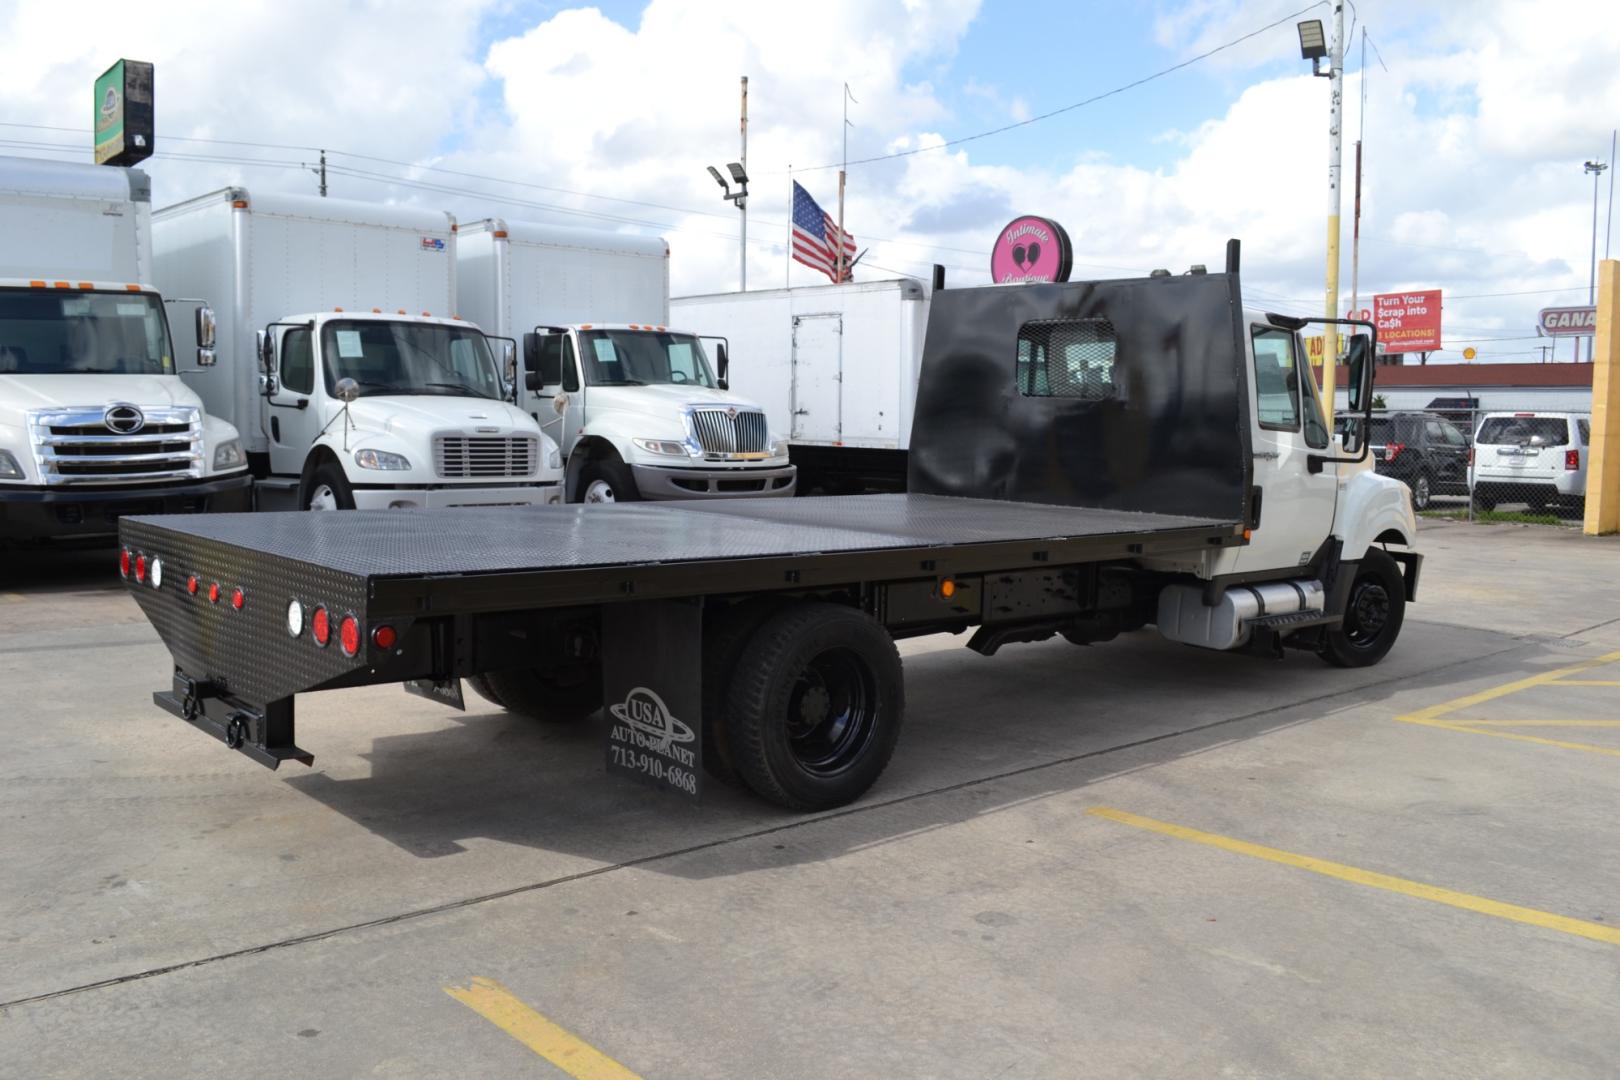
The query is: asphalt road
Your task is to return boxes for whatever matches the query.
[3,520,1619,1078]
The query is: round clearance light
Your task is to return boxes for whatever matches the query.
[207,582,221,605]
[231,588,246,611]
[119,548,131,578]
[134,554,147,583]
[286,599,304,638]
[149,558,163,589]
[339,614,361,657]
[939,578,956,599]
[371,624,398,651]
[311,606,331,647]
[187,575,200,597]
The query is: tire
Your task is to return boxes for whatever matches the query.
[1472,490,1497,512]
[467,664,602,723]
[576,458,639,504]
[700,600,781,785]
[1408,472,1432,511]
[725,602,903,811]
[305,461,355,511]
[1319,549,1406,668]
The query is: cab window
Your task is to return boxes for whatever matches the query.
[1251,327,1299,430]
[281,327,314,395]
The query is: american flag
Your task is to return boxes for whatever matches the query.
[791,181,856,283]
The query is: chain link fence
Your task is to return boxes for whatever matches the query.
[1346,407,1592,526]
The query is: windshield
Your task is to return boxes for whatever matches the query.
[578,330,716,388]
[1476,416,1569,446]
[0,288,173,375]
[319,320,502,400]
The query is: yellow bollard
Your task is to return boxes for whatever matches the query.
[1586,259,1620,535]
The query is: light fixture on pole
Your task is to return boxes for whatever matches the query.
[1298,6,1343,427]
[707,161,749,292]
[1586,158,1608,362]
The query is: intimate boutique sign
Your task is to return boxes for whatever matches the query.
[990,216,1074,283]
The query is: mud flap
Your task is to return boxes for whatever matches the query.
[601,599,703,802]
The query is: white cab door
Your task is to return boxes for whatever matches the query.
[791,314,842,441]
[1234,325,1338,573]
[267,325,324,477]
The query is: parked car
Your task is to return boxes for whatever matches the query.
[1339,411,1470,510]
[1469,411,1590,513]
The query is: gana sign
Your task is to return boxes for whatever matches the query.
[990,215,1073,284]
[1537,306,1596,337]
[1373,289,1442,353]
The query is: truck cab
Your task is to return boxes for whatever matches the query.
[259,311,559,510]
[0,156,250,545]
[520,323,794,502]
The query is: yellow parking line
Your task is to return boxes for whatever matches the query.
[1549,680,1620,687]
[445,977,642,1079]
[1450,719,1620,728]
[1399,648,1620,725]
[1396,716,1620,758]
[1089,807,1620,947]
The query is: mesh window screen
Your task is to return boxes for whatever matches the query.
[1016,319,1118,400]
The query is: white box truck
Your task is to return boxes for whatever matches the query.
[671,277,929,493]
[0,155,250,544]
[155,191,561,511]
[457,218,794,502]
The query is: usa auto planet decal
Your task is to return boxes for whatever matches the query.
[607,687,699,795]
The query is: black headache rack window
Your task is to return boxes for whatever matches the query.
[908,274,1253,524]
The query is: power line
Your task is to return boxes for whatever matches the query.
[790,1,1327,174]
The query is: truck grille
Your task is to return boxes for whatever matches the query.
[690,408,768,455]
[27,406,203,486]
[435,435,537,479]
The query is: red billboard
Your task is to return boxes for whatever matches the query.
[1374,290,1442,353]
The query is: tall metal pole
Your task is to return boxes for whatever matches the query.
[786,165,793,288]
[1349,27,1366,328]
[1321,1,1345,427]
[1588,159,1608,360]
[1607,129,1617,261]
[837,83,856,284]
[739,76,748,292]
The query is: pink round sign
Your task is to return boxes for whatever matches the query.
[990,215,1072,283]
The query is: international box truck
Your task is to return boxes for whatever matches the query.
[671,277,928,493]
[0,155,250,543]
[117,242,1421,812]
[457,218,794,502]
[154,191,561,511]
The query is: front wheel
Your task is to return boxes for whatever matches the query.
[724,603,903,811]
[576,459,640,504]
[305,462,355,511]
[1319,549,1406,668]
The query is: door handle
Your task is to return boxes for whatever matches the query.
[1252,451,1280,460]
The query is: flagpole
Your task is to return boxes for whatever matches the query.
[786,166,793,288]
[838,83,857,284]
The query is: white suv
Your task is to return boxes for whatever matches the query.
[1470,411,1590,513]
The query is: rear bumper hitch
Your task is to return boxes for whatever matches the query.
[155,670,312,770]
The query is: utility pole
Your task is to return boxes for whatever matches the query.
[1321,0,1345,428]
[837,83,856,284]
[1350,26,1366,324]
[739,77,748,291]
[1587,158,1608,361]
[307,149,328,197]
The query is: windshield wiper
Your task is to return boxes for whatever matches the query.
[419,381,495,397]
[594,378,647,386]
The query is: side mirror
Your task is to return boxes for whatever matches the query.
[257,329,276,374]
[1345,332,1372,413]
[525,371,542,392]
[335,377,360,404]
[715,341,729,382]
[501,339,517,376]
[196,347,217,368]
[195,306,217,350]
[522,332,542,373]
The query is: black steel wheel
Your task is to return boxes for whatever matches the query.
[725,602,903,810]
[1319,549,1406,668]
[468,664,602,722]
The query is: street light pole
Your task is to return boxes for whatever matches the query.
[1587,159,1608,361]
[739,76,748,291]
[1321,1,1344,427]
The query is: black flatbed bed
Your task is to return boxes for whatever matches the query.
[129,494,1240,617]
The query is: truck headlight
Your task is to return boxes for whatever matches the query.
[633,438,691,457]
[355,448,411,471]
[547,443,563,471]
[771,437,790,457]
[213,439,244,470]
[0,450,22,479]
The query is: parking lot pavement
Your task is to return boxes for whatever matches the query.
[3,525,1619,1078]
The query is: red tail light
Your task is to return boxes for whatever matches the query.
[1384,442,1404,462]
[1566,449,1579,471]
[1467,447,1474,466]
[371,625,397,650]
[134,554,147,583]
[119,548,131,578]
[187,575,200,596]
[231,588,246,611]
[311,606,331,647]
[207,582,221,604]
[339,614,361,657]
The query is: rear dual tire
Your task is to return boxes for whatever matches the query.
[468,665,603,723]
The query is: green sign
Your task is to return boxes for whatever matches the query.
[93,59,153,166]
